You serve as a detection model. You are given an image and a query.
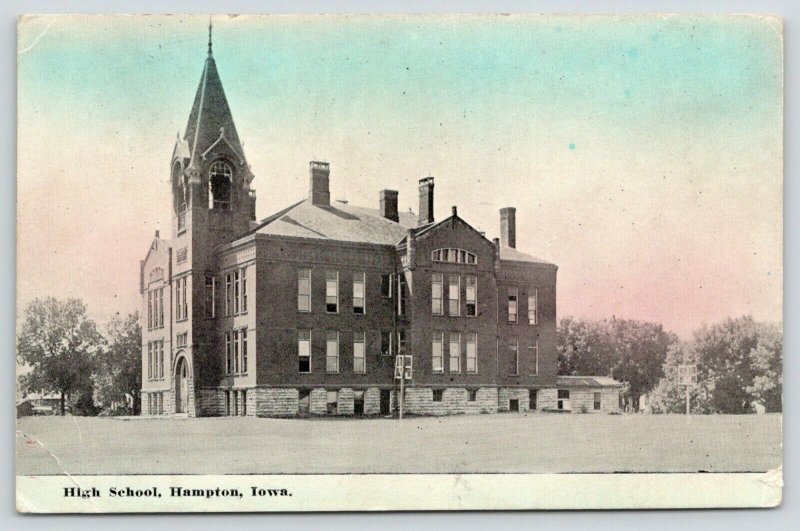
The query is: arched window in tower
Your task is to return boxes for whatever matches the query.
[209,161,233,210]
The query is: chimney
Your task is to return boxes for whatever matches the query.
[500,207,516,249]
[418,176,434,226]
[379,189,399,222]
[309,161,330,206]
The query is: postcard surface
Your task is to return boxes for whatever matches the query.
[15,14,782,512]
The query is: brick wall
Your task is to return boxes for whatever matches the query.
[401,387,497,416]
[196,388,225,417]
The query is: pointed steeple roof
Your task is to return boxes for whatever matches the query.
[183,27,246,169]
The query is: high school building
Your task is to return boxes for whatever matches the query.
[140,34,621,417]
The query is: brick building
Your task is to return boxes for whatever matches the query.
[139,35,621,417]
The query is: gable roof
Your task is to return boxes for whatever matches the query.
[254,199,417,245]
[499,244,555,266]
[556,375,622,387]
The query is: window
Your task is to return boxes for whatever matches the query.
[225,332,233,374]
[508,340,518,375]
[431,273,443,315]
[209,160,232,210]
[326,331,339,373]
[529,341,539,375]
[325,271,338,313]
[147,343,152,380]
[557,389,570,411]
[529,389,537,410]
[431,248,477,264]
[397,330,407,355]
[233,270,241,314]
[241,329,248,374]
[326,390,338,414]
[225,273,232,316]
[241,390,247,416]
[298,330,311,373]
[353,272,365,314]
[468,389,477,402]
[182,278,188,321]
[176,332,188,347]
[147,291,153,330]
[158,288,164,327]
[353,332,366,374]
[528,289,538,325]
[508,287,518,323]
[233,330,240,374]
[397,274,407,316]
[594,392,602,411]
[175,281,182,321]
[225,390,231,416]
[158,341,164,379]
[298,269,311,312]
[298,389,311,413]
[449,332,460,373]
[205,276,216,318]
[465,276,477,316]
[381,331,393,357]
[241,268,248,313]
[380,273,392,298]
[432,389,443,402]
[448,275,460,316]
[466,333,477,373]
[432,332,444,373]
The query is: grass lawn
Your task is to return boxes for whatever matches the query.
[16,413,781,476]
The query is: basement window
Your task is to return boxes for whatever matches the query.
[432,389,443,402]
[468,389,477,402]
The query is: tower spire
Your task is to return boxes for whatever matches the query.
[208,16,213,57]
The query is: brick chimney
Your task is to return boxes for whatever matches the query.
[500,207,516,248]
[309,161,330,206]
[379,189,399,222]
[418,176,434,226]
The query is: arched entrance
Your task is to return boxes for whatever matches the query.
[175,356,189,414]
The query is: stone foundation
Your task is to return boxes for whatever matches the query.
[255,388,299,417]
[498,388,534,412]
[196,388,225,417]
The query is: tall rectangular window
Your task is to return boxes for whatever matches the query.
[158,288,164,327]
[449,332,460,373]
[205,276,216,318]
[508,287,518,323]
[380,273,392,298]
[225,273,232,316]
[528,289,538,325]
[326,390,338,415]
[325,271,339,313]
[397,274,407,316]
[298,330,311,373]
[431,273,443,315]
[233,329,240,374]
[241,268,248,313]
[466,333,477,373]
[448,275,460,316]
[397,330,407,355]
[241,329,248,374]
[175,282,182,321]
[158,341,164,379]
[353,332,366,374]
[594,392,602,411]
[147,291,153,330]
[326,331,339,373]
[381,331,393,356]
[233,270,241,314]
[147,342,152,380]
[298,269,311,312]
[353,272,365,314]
[181,277,188,321]
[529,341,539,375]
[225,332,233,374]
[465,276,477,316]
[432,331,443,373]
[508,340,518,375]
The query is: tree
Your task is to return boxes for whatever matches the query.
[94,312,142,415]
[558,317,677,411]
[17,298,103,415]
[649,316,782,414]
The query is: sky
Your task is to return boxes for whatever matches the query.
[17,14,783,337]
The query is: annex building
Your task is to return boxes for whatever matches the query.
[140,33,621,418]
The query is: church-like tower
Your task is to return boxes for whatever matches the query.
[167,24,256,413]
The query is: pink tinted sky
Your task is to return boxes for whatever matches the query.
[17,15,783,337]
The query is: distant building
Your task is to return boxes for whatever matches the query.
[139,30,621,417]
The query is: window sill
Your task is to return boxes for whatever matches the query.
[176,318,189,323]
